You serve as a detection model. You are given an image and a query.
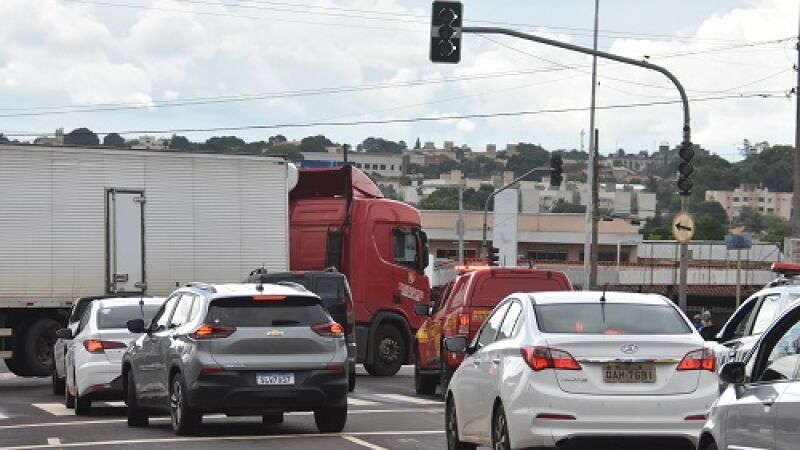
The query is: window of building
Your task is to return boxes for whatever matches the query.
[768,208,775,213]
[760,207,765,212]
[380,164,386,170]
[733,197,740,202]
[390,165,395,170]
[355,163,361,168]
[436,248,477,259]
[759,197,765,202]
[527,250,567,262]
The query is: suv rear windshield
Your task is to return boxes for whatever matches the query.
[534,303,692,335]
[207,296,331,327]
[472,276,564,307]
[97,304,162,330]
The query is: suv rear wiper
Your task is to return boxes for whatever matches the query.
[271,320,301,326]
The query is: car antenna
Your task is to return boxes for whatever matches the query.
[255,263,265,292]
[139,291,145,319]
[600,285,608,323]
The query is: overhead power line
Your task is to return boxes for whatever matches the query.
[64,0,793,47]
[4,92,788,138]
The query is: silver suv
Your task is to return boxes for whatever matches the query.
[122,282,348,435]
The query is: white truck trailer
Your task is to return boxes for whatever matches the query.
[0,144,293,376]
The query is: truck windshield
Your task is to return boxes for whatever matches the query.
[534,303,692,335]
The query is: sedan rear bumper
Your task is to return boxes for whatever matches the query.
[509,377,717,449]
[186,370,347,415]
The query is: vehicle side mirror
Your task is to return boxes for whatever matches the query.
[719,361,746,385]
[55,328,73,340]
[415,303,433,317]
[444,336,468,354]
[126,319,146,334]
[700,326,719,341]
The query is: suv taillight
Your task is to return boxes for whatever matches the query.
[521,346,581,371]
[83,339,127,354]
[312,322,345,338]
[457,312,470,334]
[677,348,716,372]
[189,324,237,340]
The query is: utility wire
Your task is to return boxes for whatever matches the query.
[4,92,787,138]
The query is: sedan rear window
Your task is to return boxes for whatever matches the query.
[207,296,331,327]
[534,303,692,335]
[97,304,162,330]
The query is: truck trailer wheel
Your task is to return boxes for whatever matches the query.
[4,357,32,377]
[364,324,406,377]
[19,318,61,377]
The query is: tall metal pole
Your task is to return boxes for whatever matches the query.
[679,195,689,311]
[590,128,600,288]
[735,247,742,308]
[792,7,800,239]
[457,181,465,264]
[584,0,600,291]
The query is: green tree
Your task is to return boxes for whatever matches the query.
[734,206,767,233]
[64,128,99,146]
[300,135,335,153]
[378,184,402,201]
[266,143,304,161]
[639,214,673,240]
[691,201,728,240]
[267,134,287,147]
[103,133,125,147]
[418,188,458,210]
[762,215,791,246]
[0,133,9,143]
[358,137,406,154]
[201,136,246,153]
[460,155,503,179]
[169,135,194,150]
[505,143,550,179]
[551,199,586,213]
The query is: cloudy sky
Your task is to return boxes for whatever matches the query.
[0,0,797,160]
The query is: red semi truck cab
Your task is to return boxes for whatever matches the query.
[289,165,430,376]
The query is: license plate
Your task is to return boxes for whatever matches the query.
[603,363,656,383]
[256,372,295,386]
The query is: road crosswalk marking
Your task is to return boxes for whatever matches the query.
[373,394,442,405]
[31,404,72,416]
[0,412,8,420]
[347,397,380,406]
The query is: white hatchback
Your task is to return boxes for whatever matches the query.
[444,291,719,450]
[62,297,164,415]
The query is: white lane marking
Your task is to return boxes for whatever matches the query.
[0,373,17,381]
[0,430,445,449]
[342,436,388,450]
[347,397,380,406]
[46,439,61,445]
[373,394,442,405]
[342,436,389,450]
[0,412,8,420]
[31,404,72,416]
[0,408,441,430]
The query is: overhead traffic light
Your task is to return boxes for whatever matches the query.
[677,142,694,196]
[487,244,500,266]
[550,154,564,187]
[430,1,463,64]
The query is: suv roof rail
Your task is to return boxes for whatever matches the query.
[184,282,217,293]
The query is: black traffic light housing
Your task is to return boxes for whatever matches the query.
[677,142,694,196]
[550,154,564,187]
[487,244,500,266]
[430,1,463,64]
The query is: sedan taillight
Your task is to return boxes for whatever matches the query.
[521,346,581,371]
[312,322,345,338]
[83,339,126,354]
[676,348,716,372]
[189,324,237,340]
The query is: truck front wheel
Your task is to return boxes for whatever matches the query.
[364,324,406,377]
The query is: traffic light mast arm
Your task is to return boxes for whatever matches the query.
[461,26,691,153]
[481,166,549,256]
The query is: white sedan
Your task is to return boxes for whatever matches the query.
[63,297,164,415]
[444,291,718,450]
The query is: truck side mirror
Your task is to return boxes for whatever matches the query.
[126,319,146,334]
[415,303,432,316]
[55,328,73,340]
[444,336,468,354]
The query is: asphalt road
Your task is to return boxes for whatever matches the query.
[0,362,447,450]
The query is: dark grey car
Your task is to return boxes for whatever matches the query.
[122,282,348,435]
